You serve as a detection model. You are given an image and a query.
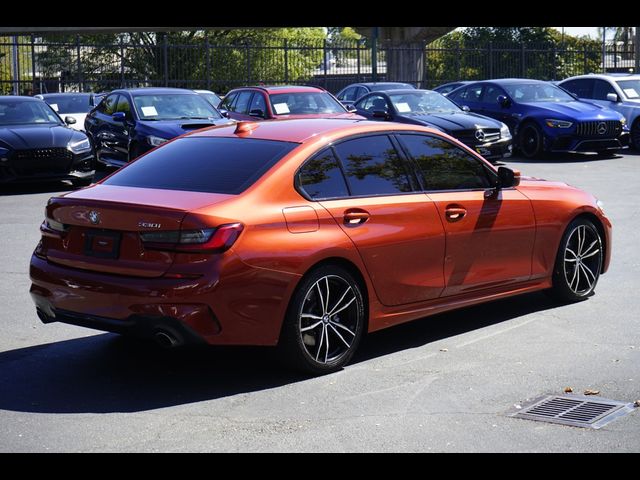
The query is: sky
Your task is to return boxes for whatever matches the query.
[554,27,600,39]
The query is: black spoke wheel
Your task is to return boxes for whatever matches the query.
[548,218,603,302]
[519,122,543,158]
[280,265,365,375]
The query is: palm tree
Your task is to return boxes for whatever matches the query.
[598,27,636,56]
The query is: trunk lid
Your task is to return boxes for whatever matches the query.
[43,184,232,277]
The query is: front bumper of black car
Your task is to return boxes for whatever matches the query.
[0,150,95,184]
[467,137,512,160]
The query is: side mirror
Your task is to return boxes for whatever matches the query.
[606,92,619,102]
[497,95,511,108]
[372,109,390,120]
[111,112,126,122]
[219,109,230,118]
[461,105,471,112]
[64,116,77,125]
[498,166,520,188]
[345,104,357,113]
[249,109,265,118]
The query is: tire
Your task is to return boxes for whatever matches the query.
[547,218,603,303]
[518,122,544,158]
[279,265,366,375]
[631,119,640,151]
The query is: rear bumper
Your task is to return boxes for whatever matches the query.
[29,252,298,346]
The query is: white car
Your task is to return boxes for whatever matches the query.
[34,93,97,132]
[559,73,640,150]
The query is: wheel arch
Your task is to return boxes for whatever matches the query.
[277,256,370,345]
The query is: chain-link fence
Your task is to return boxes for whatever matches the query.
[0,34,636,96]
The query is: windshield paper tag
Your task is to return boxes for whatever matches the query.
[395,102,411,113]
[273,103,290,114]
[141,106,158,116]
[623,88,639,99]
[50,104,59,112]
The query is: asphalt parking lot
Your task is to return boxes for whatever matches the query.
[0,151,638,452]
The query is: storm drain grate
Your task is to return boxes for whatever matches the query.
[511,394,635,429]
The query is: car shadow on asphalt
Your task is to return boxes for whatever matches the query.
[0,180,72,197]
[0,291,561,415]
[505,152,626,164]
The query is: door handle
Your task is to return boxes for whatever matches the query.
[445,206,467,222]
[343,209,370,226]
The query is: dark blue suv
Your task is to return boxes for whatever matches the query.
[85,87,233,168]
[447,79,630,158]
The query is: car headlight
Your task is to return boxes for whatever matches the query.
[545,119,573,128]
[500,123,512,139]
[67,138,91,154]
[147,135,169,147]
[620,117,626,126]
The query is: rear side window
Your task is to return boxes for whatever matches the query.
[399,134,493,191]
[104,137,297,194]
[333,135,412,196]
[297,149,349,200]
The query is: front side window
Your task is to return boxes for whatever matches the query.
[297,149,349,200]
[248,93,267,117]
[334,135,412,196]
[104,137,297,195]
[42,94,92,114]
[339,87,357,102]
[481,85,507,104]
[116,95,132,119]
[399,134,493,191]
[232,91,253,114]
[592,80,616,100]
[356,94,389,113]
[219,92,238,111]
[98,94,119,115]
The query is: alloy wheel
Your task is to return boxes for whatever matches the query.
[563,224,602,296]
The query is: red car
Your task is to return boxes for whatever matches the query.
[218,85,360,121]
[29,119,611,374]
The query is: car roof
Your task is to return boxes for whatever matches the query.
[190,118,442,144]
[111,87,199,95]
[466,78,550,85]
[38,92,92,97]
[559,73,640,81]
[0,95,42,103]
[229,85,325,94]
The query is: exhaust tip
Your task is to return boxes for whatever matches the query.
[154,330,180,348]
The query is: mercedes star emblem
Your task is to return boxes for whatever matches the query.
[475,130,485,141]
[597,122,607,135]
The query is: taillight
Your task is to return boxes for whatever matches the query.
[140,223,243,253]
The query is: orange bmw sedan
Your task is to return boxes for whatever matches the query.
[29,118,611,374]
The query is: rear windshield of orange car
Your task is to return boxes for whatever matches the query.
[103,137,297,194]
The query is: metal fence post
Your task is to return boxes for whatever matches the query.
[120,38,125,88]
[371,27,378,82]
[11,36,19,95]
[284,39,289,83]
[521,42,526,77]
[635,26,640,73]
[76,35,83,92]
[613,43,617,70]
[323,39,328,87]
[552,45,556,80]
[31,35,36,94]
[356,39,362,82]
[205,37,211,90]
[163,33,169,87]
[246,42,251,84]
[456,41,461,80]
[488,41,493,78]
[584,45,588,74]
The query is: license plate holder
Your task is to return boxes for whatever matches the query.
[84,230,121,259]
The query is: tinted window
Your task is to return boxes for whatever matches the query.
[561,79,594,98]
[269,92,346,115]
[248,92,267,117]
[481,85,506,104]
[357,94,389,112]
[334,135,412,196]
[339,87,358,102]
[104,137,297,195]
[297,149,349,200]
[116,95,132,119]
[452,85,483,103]
[98,94,119,115]
[399,134,493,190]
[354,87,368,100]
[593,79,616,100]
[233,91,253,114]
[219,92,238,110]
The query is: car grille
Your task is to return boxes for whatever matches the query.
[576,121,622,138]
[456,128,501,145]
[11,148,74,176]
